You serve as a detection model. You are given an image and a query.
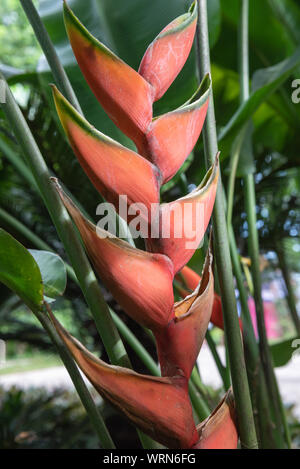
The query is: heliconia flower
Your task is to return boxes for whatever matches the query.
[138,1,197,101]
[63,0,153,148]
[146,156,219,274]
[176,265,242,331]
[63,2,208,180]
[49,311,199,449]
[52,181,174,331]
[46,1,237,451]
[176,265,224,329]
[139,76,211,183]
[155,239,214,379]
[52,85,161,220]
[192,389,238,449]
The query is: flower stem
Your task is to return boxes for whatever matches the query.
[20,0,82,113]
[205,329,230,390]
[195,0,258,449]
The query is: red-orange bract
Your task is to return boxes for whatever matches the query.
[176,265,243,330]
[50,1,239,449]
[155,241,214,379]
[192,389,238,449]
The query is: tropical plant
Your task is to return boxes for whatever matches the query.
[0,0,299,450]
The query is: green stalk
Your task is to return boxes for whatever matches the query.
[196,0,258,449]
[111,310,160,377]
[20,0,82,113]
[189,380,210,421]
[276,241,300,336]
[36,306,115,449]
[191,366,213,400]
[0,136,37,189]
[226,127,246,230]
[0,74,155,449]
[0,206,50,250]
[205,329,230,390]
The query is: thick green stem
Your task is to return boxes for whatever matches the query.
[276,241,300,336]
[196,0,258,449]
[36,306,115,449]
[111,310,159,377]
[0,74,155,449]
[188,380,210,421]
[20,0,82,113]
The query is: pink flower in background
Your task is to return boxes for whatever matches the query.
[248,296,282,339]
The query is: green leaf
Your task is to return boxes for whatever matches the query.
[29,249,67,299]
[220,0,294,65]
[0,229,43,311]
[207,0,221,48]
[218,46,300,142]
[270,336,300,367]
[268,0,300,45]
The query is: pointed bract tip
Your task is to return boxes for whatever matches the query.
[48,311,198,449]
[192,389,238,449]
[138,0,198,101]
[155,243,214,379]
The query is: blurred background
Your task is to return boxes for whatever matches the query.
[0,0,299,448]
